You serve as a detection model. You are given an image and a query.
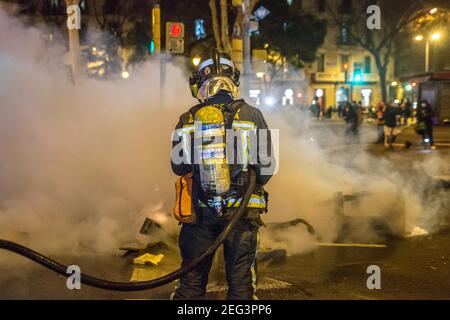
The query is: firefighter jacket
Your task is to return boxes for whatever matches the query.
[171,92,275,224]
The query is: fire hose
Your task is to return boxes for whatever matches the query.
[0,170,256,291]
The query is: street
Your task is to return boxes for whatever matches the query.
[1,0,450,302]
[1,121,449,300]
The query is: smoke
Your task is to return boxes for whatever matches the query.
[0,6,449,263]
[0,7,188,256]
[259,100,450,255]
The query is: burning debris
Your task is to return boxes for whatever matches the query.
[139,217,163,236]
[120,241,170,257]
[266,218,315,235]
[133,253,165,266]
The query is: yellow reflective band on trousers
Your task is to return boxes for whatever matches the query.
[198,194,266,209]
[250,229,260,300]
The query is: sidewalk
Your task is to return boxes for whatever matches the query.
[394,125,450,147]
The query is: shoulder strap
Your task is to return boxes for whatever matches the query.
[188,103,203,121]
[224,99,243,130]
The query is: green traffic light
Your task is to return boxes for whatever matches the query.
[149,40,155,54]
[353,69,362,83]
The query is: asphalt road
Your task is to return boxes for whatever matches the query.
[1,229,449,300]
[1,121,449,300]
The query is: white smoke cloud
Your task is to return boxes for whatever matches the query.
[0,7,189,255]
[260,105,450,254]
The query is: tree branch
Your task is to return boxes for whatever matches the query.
[209,0,223,50]
[92,0,106,29]
[375,1,425,52]
[220,0,232,54]
[325,0,377,55]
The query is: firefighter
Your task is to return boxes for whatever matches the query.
[170,49,275,300]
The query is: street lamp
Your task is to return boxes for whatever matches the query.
[414,32,442,72]
[192,56,201,67]
[431,32,441,40]
[121,70,130,79]
[316,88,324,98]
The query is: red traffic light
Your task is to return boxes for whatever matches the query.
[343,63,349,70]
[169,23,182,38]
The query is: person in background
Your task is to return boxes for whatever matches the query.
[311,98,320,120]
[402,98,412,126]
[356,101,363,125]
[417,100,436,150]
[338,103,344,118]
[326,106,333,119]
[382,101,402,149]
[345,101,359,137]
[375,101,386,144]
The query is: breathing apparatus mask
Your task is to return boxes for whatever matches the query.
[189,49,240,102]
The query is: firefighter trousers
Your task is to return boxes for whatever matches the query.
[172,213,259,300]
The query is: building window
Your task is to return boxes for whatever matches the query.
[339,0,353,14]
[341,54,349,71]
[338,24,353,45]
[364,56,371,73]
[317,53,325,72]
[317,0,326,13]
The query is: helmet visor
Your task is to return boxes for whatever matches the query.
[196,76,239,102]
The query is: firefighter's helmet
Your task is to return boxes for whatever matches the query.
[189,49,240,101]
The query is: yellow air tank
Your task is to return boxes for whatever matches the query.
[194,106,230,199]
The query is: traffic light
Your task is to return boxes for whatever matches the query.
[343,63,349,70]
[149,39,155,54]
[353,69,362,83]
[166,22,184,54]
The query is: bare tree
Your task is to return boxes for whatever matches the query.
[92,0,107,29]
[209,0,223,51]
[326,0,443,102]
[220,0,232,53]
[209,0,259,55]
